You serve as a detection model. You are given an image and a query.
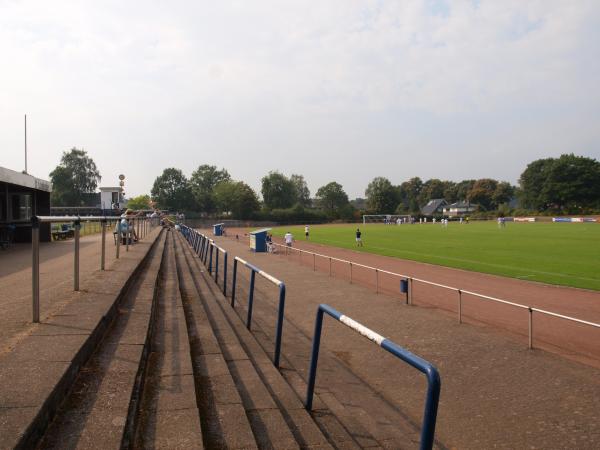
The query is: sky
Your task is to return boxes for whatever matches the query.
[1,0,599,199]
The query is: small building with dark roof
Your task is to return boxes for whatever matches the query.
[421,198,448,216]
[0,166,52,242]
[443,201,479,217]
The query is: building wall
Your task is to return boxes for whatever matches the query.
[1,181,51,242]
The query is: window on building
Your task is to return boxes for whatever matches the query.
[10,193,32,221]
[0,194,6,221]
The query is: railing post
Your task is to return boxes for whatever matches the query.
[208,243,214,273]
[231,258,238,307]
[528,307,533,349]
[223,252,228,297]
[305,307,325,410]
[74,218,81,291]
[32,217,40,323]
[313,253,316,271]
[246,270,256,330]
[329,257,332,276]
[375,269,378,293]
[349,262,353,284]
[126,219,130,252]
[101,218,107,271]
[457,289,462,323]
[409,277,413,305]
[215,248,219,283]
[273,283,286,368]
[116,220,121,259]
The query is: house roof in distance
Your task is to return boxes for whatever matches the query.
[445,201,478,209]
[421,198,447,215]
[0,166,52,192]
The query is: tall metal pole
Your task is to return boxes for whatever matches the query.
[74,219,80,291]
[101,219,106,270]
[32,217,40,322]
[24,114,28,173]
[116,219,121,259]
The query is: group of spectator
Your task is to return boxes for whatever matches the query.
[117,208,180,243]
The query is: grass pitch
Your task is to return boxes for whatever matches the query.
[271,222,600,291]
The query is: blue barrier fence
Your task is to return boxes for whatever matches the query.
[305,304,441,450]
[231,256,286,368]
[180,225,228,297]
[179,226,286,367]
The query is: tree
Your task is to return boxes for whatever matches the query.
[398,177,422,213]
[418,179,446,206]
[49,148,101,206]
[127,194,151,210]
[519,154,600,212]
[214,181,260,219]
[190,165,231,214]
[365,177,398,213]
[261,171,297,209]
[151,168,194,211]
[315,182,349,217]
[492,182,515,207]
[290,174,311,207]
[442,181,458,203]
[467,178,498,211]
[455,180,476,202]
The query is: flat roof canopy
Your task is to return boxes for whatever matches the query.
[250,228,272,234]
[0,166,51,192]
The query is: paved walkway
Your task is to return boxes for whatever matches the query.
[0,233,143,355]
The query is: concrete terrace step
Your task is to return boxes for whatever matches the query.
[212,236,422,449]
[37,229,168,449]
[174,233,260,449]
[175,232,338,449]
[218,266,381,449]
[0,226,163,450]
[132,230,203,449]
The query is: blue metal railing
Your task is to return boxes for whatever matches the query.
[305,304,441,450]
[179,226,287,368]
[231,256,286,368]
[179,225,228,297]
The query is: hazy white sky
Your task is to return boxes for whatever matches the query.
[1,0,599,199]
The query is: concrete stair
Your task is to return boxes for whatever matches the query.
[175,231,338,449]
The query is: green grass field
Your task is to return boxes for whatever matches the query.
[271,222,600,291]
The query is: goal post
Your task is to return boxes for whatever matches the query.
[362,214,413,224]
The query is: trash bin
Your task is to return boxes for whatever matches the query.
[400,278,409,293]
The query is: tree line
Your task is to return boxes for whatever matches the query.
[49,149,600,219]
[148,166,353,221]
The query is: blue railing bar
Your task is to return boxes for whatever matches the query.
[246,270,256,330]
[273,283,286,368]
[215,244,219,282]
[305,304,441,450]
[231,256,286,368]
[231,258,238,307]
[234,256,283,287]
[200,235,206,260]
[223,252,228,297]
